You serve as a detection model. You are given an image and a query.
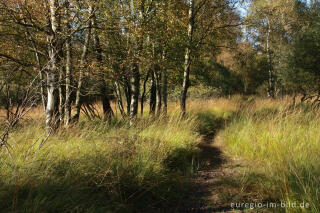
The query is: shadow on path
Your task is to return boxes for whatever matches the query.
[174,113,247,213]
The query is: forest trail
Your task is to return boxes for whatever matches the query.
[176,132,248,213]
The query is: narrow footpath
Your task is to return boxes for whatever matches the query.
[175,126,269,213]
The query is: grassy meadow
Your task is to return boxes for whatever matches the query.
[0,97,319,212]
[222,97,320,212]
[0,109,202,212]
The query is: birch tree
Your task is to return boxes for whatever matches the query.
[181,0,194,115]
[64,1,72,126]
[46,0,60,133]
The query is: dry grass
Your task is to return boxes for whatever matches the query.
[0,103,201,212]
[1,96,319,212]
[222,97,320,212]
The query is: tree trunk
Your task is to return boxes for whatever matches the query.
[180,0,194,115]
[64,2,72,127]
[58,56,65,124]
[162,50,167,115]
[73,5,93,122]
[124,79,132,114]
[141,70,149,116]
[162,68,167,116]
[129,63,140,124]
[149,69,156,116]
[39,70,47,112]
[102,94,113,120]
[128,0,143,124]
[46,62,57,133]
[155,64,162,116]
[46,0,59,134]
[64,38,72,126]
[92,15,114,120]
[114,81,126,117]
[266,16,275,98]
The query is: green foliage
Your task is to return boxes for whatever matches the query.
[193,57,243,96]
[245,0,320,96]
[233,46,269,95]
[280,2,320,94]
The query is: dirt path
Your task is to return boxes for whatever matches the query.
[176,133,255,213]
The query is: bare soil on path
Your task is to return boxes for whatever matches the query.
[175,134,269,213]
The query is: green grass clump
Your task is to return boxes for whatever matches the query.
[223,100,320,212]
[0,115,201,212]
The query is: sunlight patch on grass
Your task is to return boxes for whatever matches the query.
[223,99,320,212]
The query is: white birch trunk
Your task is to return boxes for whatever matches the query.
[46,0,59,133]
[180,0,194,115]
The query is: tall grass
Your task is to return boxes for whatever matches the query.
[0,113,201,212]
[2,97,319,212]
[223,98,320,212]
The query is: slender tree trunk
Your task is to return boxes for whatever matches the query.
[266,16,275,98]
[162,69,167,116]
[39,70,47,112]
[180,0,194,115]
[150,42,157,116]
[64,38,72,126]
[149,69,156,116]
[46,0,59,133]
[58,56,65,124]
[162,50,167,115]
[129,63,140,124]
[114,81,126,117]
[102,92,114,120]
[129,0,144,124]
[64,2,72,127]
[141,70,149,116]
[92,15,114,120]
[124,79,132,114]
[155,65,162,116]
[46,53,58,133]
[73,5,93,122]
